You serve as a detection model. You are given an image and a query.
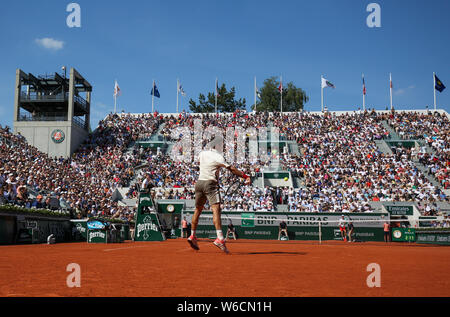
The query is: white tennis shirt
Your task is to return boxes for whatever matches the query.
[198,150,231,181]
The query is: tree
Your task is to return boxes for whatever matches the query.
[189,83,246,113]
[253,76,308,112]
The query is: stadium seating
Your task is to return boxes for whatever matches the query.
[1,109,449,221]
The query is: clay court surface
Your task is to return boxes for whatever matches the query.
[0,239,449,297]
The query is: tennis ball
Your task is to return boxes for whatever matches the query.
[284,177,288,181]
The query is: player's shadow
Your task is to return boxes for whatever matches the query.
[232,251,307,256]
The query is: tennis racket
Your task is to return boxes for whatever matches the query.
[224,178,242,198]
[220,175,249,224]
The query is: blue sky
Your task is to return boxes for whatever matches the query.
[0,0,449,129]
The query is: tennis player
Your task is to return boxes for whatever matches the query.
[339,215,347,242]
[188,144,250,253]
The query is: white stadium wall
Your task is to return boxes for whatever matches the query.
[14,121,87,159]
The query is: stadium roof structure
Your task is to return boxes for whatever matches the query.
[16,69,92,118]
[13,68,92,158]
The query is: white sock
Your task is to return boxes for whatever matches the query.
[217,230,224,240]
[191,230,196,237]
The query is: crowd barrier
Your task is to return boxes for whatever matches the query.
[0,211,72,244]
[2,205,448,246]
[0,209,131,245]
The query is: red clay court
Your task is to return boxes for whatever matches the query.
[0,239,449,297]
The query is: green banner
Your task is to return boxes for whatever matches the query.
[87,229,108,243]
[418,216,438,227]
[241,213,255,228]
[134,193,166,241]
[157,202,184,214]
[386,140,416,149]
[263,172,290,180]
[71,220,88,241]
[184,212,387,241]
[134,213,165,241]
[391,227,416,242]
[386,205,414,216]
[416,231,450,245]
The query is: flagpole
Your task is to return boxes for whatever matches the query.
[215,78,218,114]
[177,79,179,114]
[254,76,257,111]
[433,72,437,111]
[152,80,155,113]
[363,90,365,112]
[280,75,283,113]
[114,80,117,114]
[321,75,324,112]
[362,74,366,112]
[390,73,393,110]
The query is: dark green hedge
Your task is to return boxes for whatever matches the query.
[0,204,70,218]
[0,205,134,224]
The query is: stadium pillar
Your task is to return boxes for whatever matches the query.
[13,69,24,122]
[68,68,75,123]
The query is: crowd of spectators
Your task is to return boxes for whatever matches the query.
[134,110,448,214]
[1,109,449,219]
[0,113,162,221]
[388,111,449,189]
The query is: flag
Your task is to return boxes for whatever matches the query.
[151,83,160,98]
[362,75,366,95]
[114,80,121,97]
[256,85,261,99]
[321,77,335,89]
[435,74,446,93]
[178,82,186,96]
[278,79,283,93]
[390,74,393,89]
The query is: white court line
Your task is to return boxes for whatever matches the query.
[103,245,148,252]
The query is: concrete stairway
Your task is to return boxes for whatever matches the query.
[381,120,400,140]
[380,121,450,212]
[288,141,300,155]
[374,139,393,155]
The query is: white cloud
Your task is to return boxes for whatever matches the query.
[394,88,406,96]
[394,85,415,96]
[35,37,65,51]
[96,102,108,109]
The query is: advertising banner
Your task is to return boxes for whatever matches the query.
[87,229,107,243]
[386,206,414,216]
[134,193,166,241]
[183,212,387,241]
[391,227,416,242]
